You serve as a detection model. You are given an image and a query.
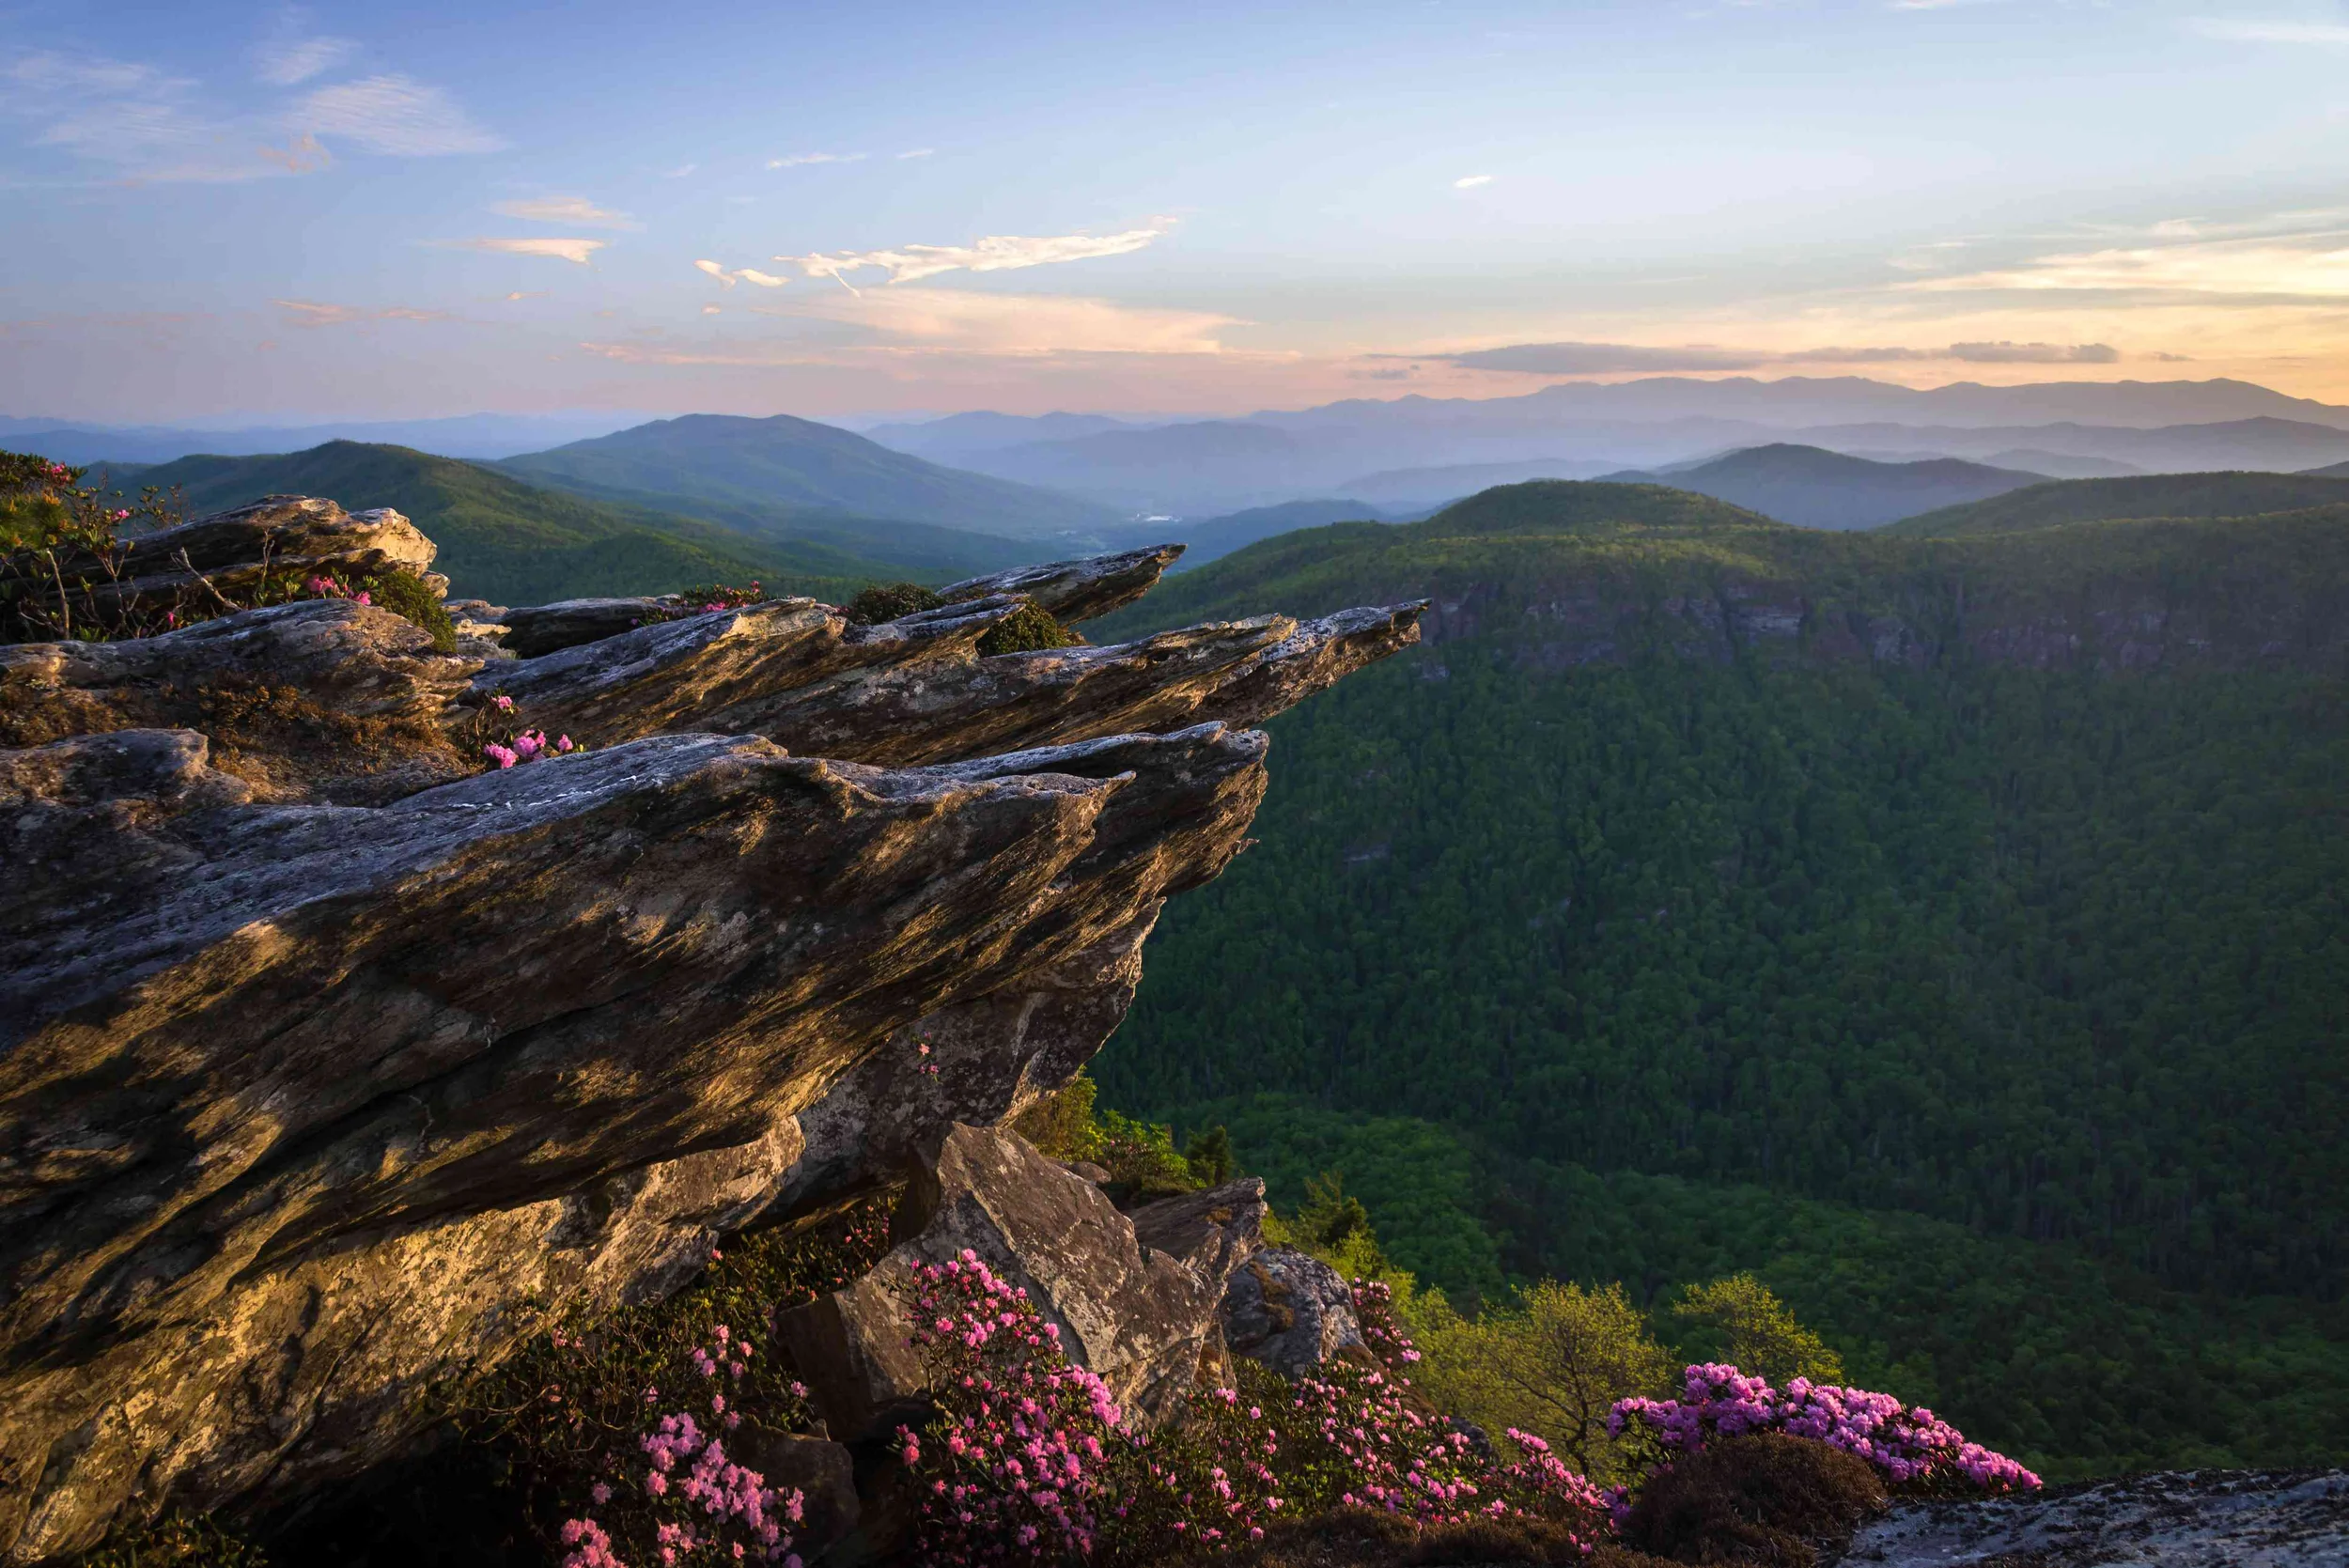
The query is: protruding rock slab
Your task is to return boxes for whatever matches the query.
[1221,1247,1364,1378]
[481,598,1427,767]
[940,543,1184,625]
[51,497,437,621]
[0,600,478,802]
[0,723,1267,1560]
[775,1126,1266,1442]
[495,597,678,659]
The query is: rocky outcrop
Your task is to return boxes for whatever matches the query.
[1220,1247,1364,1377]
[937,543,1182,625]
[54,497,435,625]
[0,500,1416,1561]
[481,542,1183,662]
[1838,1468,2349,1566]
[474,598,1426,765]
[0,600,476,802]
[775,1126,1265,1442]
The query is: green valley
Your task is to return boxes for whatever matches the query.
[1090,478,2349,1477]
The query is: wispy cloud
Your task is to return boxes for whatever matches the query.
[1454,174,1495,189]
[897,147,936,160]
[257,132,331,174]
[256,34,357,86]
[1908,237,2349,297]
[695,259,790,288]
[450,237,608,264]
[768,151,865,167]
[2186,17,2349,44]
[296,74,502,155]
[596,287,1238,362]
[494,195,640,228]
[772,226,1168,292]
[274,299,452,328]
[1439,339,2121,373]
[662,162,698,178]
[3,51,274,181]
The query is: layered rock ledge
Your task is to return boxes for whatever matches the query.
[0,501,1421,1561]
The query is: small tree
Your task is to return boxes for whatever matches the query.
[1413,1281,1672,1484]
[1183,1124,1235,1188]
[1672,1274,1844,1388]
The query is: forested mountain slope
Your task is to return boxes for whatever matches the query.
[1885,470,2349,536]
[1599,443,2046,530]
[132,442,908,604]
[1091,479,2349,1473]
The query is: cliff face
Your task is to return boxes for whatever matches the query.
[0,504,1423,1562]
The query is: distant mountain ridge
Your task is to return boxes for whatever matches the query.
[879,379,2349,515]
[498,413,1116,540]
[1599,443,2046,530]
[0,412,646,464]
[126,442,916,605]
[1885,471,2349,536]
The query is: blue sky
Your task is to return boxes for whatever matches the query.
[7,0,2349,420]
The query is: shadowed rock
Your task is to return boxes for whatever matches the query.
[938,543,1184,625]
[1221,1247,1365,1378]
[0,600,478,802]
[774,1126,1265,1443]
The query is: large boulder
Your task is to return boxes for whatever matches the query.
[1221,1247,1364,1377]
[22,497,436,628]
[775,1126,1266,1441]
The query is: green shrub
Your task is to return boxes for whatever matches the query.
[356,569,458,653]
[845,582,946,624]
[975,600,1082,655]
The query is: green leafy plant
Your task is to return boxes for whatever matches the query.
[975,600,1082,655]
[845,581,946,624]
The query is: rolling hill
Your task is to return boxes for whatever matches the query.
[1884,470,2349,536]
[2306,458,2349,479]
[1089,479,2349,1474]
[1596,443,2046,529]
[129,442,917,605]
[498,413,1116,539]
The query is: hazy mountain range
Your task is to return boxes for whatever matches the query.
[28,377,2349,566]
[848,379,2349,515]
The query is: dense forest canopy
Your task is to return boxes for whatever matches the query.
[1093,479,2349,1474]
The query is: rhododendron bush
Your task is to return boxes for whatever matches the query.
[890,1259,1610,1564]
[1610,1361,2042,1497]
[461,1203,894,1568]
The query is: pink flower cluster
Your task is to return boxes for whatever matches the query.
[899,1251,1128,1563]
[303,573,372,608]
[1271,1281,1603,1543]
[484,728,577,768]
[888,1260,1610,1561]
[1610,1363,2041,1494]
